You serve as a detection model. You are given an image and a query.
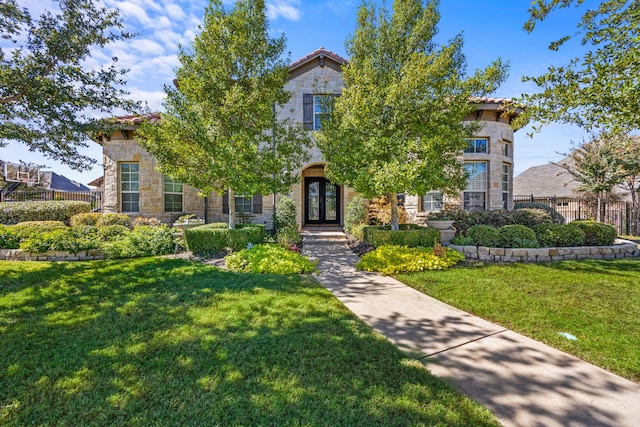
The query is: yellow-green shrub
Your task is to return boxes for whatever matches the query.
[225,244,317,274]
[0,200,90,224]
[69,212,101,227]
[356,245,464,275]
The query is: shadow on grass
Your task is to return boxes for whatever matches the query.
[0,258,497,426]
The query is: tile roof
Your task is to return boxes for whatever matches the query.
[109,112,161,125]
[289,47,348,70]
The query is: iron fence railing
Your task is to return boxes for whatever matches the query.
[513,194,639,236]
[0,190,103,212]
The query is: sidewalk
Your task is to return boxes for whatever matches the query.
[303,232,640,427]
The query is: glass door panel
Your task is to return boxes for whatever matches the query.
[307,181,320,221]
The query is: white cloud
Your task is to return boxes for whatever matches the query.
[131,39,166,56]
[126,88,167,112]
[267,0,302,22]
[165,3,187,21]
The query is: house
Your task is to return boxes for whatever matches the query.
[96,48,523,228]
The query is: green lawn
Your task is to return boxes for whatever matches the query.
[398,259,640,383]
[0,259,498,426]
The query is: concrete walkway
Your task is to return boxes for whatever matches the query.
[302,231,640,427]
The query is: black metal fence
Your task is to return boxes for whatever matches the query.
[0,190,103,212]
[513,194,639,236]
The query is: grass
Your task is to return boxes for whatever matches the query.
[398,259,640,383]
[0,258,499,426]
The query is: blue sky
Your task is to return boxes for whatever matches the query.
[2,0,594,186]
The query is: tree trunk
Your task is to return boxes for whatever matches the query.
[228,188,236,229]
[388,192,399,231]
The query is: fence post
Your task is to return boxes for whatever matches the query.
[530,194,534,203]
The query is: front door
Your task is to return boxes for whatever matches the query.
[304,177,340,225]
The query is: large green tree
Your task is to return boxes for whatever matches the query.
[0,0,138,170]
[316,0,508,230]
[517,0,639,133]
[137,0,311,228]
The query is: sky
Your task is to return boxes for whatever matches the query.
[1,0,595,187]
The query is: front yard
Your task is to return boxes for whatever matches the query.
[0,258,498,426]
[398,259,640,383]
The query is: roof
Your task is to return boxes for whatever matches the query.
[289,47,348,70]
[41,171,91,192]
[514,159,579,198]
[88,176,104,187]
[108,112,161,126]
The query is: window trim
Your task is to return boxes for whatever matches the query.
[234,194,253,214]
[163,175,183,213]
[313,94,333,130]
[464,138,489,154]
[502,163,510,210]
[420,191,443,212]
[120,162,139,213]
[463,161,488,211]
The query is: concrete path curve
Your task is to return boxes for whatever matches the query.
[303,232,640,427]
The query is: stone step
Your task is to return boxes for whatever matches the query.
[302,230,347,242]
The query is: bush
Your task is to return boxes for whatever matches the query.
[446,209,552,236]
[273,197,297,231]
[467,225,500,247]
[276,226,302,247]
[13,221,67,239]
[365,227,440,248]
[19,227,100,254]
[344,195,367,238]
[498,225,538,248]
[569,220,617,246]
[184,224,264,254]
[101,225,175,259]
[356,245,465,275]
[225,244,317,274]
[0,200,90,224]
[533,224,585,247]
[0,224,20,249]
[236,223,266,244]
[367,196,408,225]
[133,216,163,227]
[506,209,552,228]
[450,235,474,246]
[97,224,130,241]
[69,212,101,227]
[96,213,133,229]
[514,202,565,224]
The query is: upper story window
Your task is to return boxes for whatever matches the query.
[502,141,512,157]
[120,162,139,213]
[314,95,332,130]
[163,175,183,212]
[464,138,488,154]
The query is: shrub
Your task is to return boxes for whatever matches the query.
[236,223,266,244]
[185,224,229,254]
[13,221,67,239]
[356,245,465,275]
[450,235,474,246]
[467,225,500,247]
[365,226,440,248]
[514,202,565,224]
[225,244,317,274]
[19,228,100,254]
[97,224,130,241]
[498,225,538,248]
[276,226,302,247]
[344,195,367,238]
[569,220,617,246]
[0,225,20,249]
[362,224,423,243]
[69,212,101,227]
[96,213,133,229]
[0,200,90,224]
[367,196,408,225]
[273,197,297,231]
[506,208,552,228]
[133,216,163,227]
[101,225,175,259]
[533,224,585,247]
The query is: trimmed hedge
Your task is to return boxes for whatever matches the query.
[364,225,440,248]
[569,220,617,246]
[0,201,90,224]
[533,224,585,247]
[498,225,539,248]
[447,209,552,235]
[185,224,266,254]
[467,225,500,247]
[514,202,565,224]
[363,224,423,244]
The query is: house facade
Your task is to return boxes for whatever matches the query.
[97,48,522,228]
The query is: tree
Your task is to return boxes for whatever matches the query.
[558,134,628,221]
[136,0,311,228]
[516,0,640,134]
[315,0,508,230]
[0,0,139,171]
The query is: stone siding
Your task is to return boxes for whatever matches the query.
[0,249,105,261]
[449,240,640,262]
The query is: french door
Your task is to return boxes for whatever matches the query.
[304,178,340,225]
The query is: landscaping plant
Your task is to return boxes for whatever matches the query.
[357,245,464,275]
[344,195,367,239]
[225,244,317,274]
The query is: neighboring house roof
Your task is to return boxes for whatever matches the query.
[514,159,579,198]
[88,176,104,188]
[41,171,91,192]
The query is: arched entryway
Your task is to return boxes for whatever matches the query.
[300,164,341,226]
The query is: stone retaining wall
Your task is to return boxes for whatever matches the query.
[449,239,640,262]
[0,249,105,261]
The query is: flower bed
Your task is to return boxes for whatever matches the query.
[449,239,640,263]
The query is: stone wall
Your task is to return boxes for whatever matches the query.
[0,249,105,261]
[449,239,640,262]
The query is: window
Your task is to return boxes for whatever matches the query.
[314,95,332,130]
[502,141,511,157]
[163,175,183,212]
[397,193,405,207]
[502,163,510,210]
[464,138,488,154]
[235,195,253,214]
[422,192,443,212]
[463,161,487,211]
[120,163,139,212]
